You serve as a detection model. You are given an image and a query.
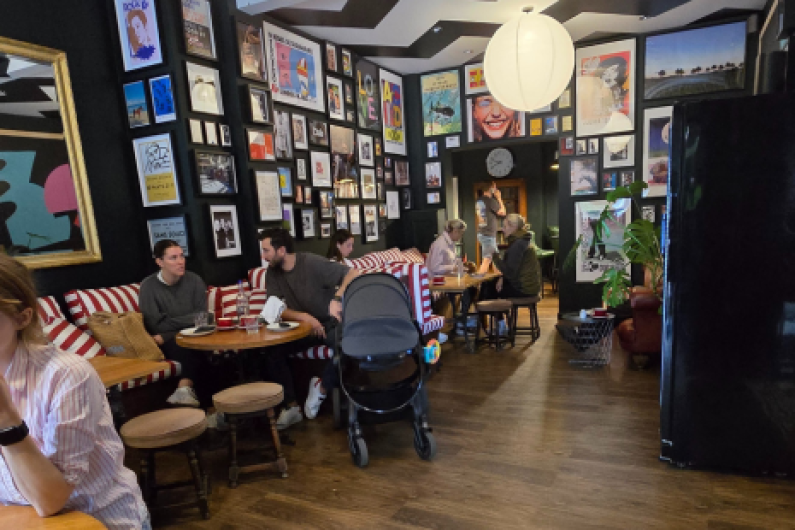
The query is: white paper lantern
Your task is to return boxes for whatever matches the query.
[484,10,574,112]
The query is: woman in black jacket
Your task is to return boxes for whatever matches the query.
[482,213,540,299]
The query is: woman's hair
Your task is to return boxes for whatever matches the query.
[504,213,525,230]
[445,219,467,232]
[126,9,147,49]
[598,56,628,86]
[327,229,353,262]
[470,96,522,142]
[0,254,45,346]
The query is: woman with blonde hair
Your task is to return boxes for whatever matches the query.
[0,255,148,529]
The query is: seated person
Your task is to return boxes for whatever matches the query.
[327,229,354,266]
[0,254,149,529]
[482,213,541,301]
[139,239,210,408]
[259,228,359,427]
[425,219,466,278]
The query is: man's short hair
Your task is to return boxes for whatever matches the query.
[259,227,295,253]
[153,239,181,259]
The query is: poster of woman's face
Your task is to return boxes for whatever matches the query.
[114,0,163,72]
[467,95,525,143]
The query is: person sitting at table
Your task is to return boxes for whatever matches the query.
[259,228,359,428]
[425,219,466,278]
[326,229,354,266]
[0,254,150,529]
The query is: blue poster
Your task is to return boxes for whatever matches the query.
[149,74,176,123]
[147,216,189,256]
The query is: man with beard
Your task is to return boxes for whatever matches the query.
[259,228,359,429]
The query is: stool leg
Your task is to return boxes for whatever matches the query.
[186,442,210,520]
[474,314,483,351]
[266,408,289,478]
[195,443,211,496]
[511,306,518,347]
[139,453,152,505]
[228,415,239,489]
[533,305,540,341]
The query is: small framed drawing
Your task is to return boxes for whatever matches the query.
[253,170,282,222]
[149,74,176,123]
[308,119,329,146]
[247,128,275,161]
[378,203,387,218]
[236,21,266,82]
[274,109,293,159]
[360,168,376,199]
[588,138,599,155]
[113,0,164,72]
[326,76,345,121]
[299,209,316,239]
[123,81,150,128]
[181,0,216,60]
[402,188,412,210]
[188,119,203,143]
[320,222,332,239]
[386,190,400,219]
[335,205,348,230]
[374,137,382,156]
[562,115,573,132]
[219,124,232,147]
[348,204,362,235]
[326,42,337,72]
[318,190,334,219]
[575,139,587,156]
[357,134,374,167]
[132,133,181,207]
[296,156,307,180]
[310,151,332,187]
[209,204,242,258]
[204,122,218,145]
[341,49,353,76]
[195,151,236,195]
[395,160,409,186]
[558,88,571,108]
[248,85,272,124]
[283,203,295,237]
[363,204,378,243]
[147,216,189,256]
[186,61,224,115]
[384,170,394,186]
[427,192,441,204]
[278,166,293,197]
[445,136,460,148]
[603,135,635,168]
[304,186,313,205]
[292,114,309,150]
[621,170,635,187]
[425,161,441,188]
[427,141,438,158]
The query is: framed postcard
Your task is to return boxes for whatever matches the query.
[236,21,266,81]
[621,170,635,187]
[395,160,409,186]
[464,62,487,95]
[209,204,241,258]
[355,58,382,131]
[335,205,348,230]
[292,114,308,150]
[113,0,163,72]
[318,190,334,219]
[588,138,599,154]
[248,85,272,124]
[386,190,400,219]
[346,109,355,123]
[283,203,295,237]
[425,161,441,188]
[384,170,394,186]
[304,186,313,205]
[560,136,575,157]
[575,139,587,156]
[642,106,672,197]
[575,199,630,282]
[562,115,573,132]
[186,61,224,115]
[576,38,636,137]
[123,81,150,128]
[326,42,338,72]
[427,192,441,205]
[360,168,376,199]
[195,151,236,195]
[602,171,618,192]
[544,116,558,135]
[220,124,232,147]
[401,188,412,210]
[348,204,362,235]
[377,182,384,200]
[375,136,382,156]
[342,49,353,76]
[603,135,635,168]
[357,134,374,167]
[570,157,599,196]
[380,68,407,155]
[182,0,216,60]
[320,223,332,238]
[446,135,460,148]
[363,204,378,242]
[247,128,275,161]
[558,87,571,108]
[278,166,293,197]
[310,151,332,188]
[326,76,345,121]
[204,121,218,145]
[530,118,542,137]
[296,156,307,180]
[274,109,293,159]
[147,216,189,256]
[295,185,304,203]
[263,21,324,112]
[467,95,525,142]
[427,141,438,158]
[378,203,387,218]
[376,164,383,180]
[344,81,354,106]
[254,170,282,222]
[299,209,316,238]
[309,119,329,146]
[188,119,203,143]
[132,133,181,207]
[421,69,462,136]
[642,205,656,223]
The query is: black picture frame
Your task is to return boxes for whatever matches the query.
[308,119,329,147]
[247,84,272,125]
[236,20,267,82]
[194,150,237,196]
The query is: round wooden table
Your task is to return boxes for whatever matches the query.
[176,321,313,351]
[0,506,106,529]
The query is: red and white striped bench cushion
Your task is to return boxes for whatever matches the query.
[44,317,106,359]
[402,248,426,264]
[421,315,446,335]
[248,267,268,290]
[349,254,380,269]
[64,284,140,331]
[349,247,407,269]
[118,360,181,391]
[38,296,67,324]
[217,286,268,317]
[383,262,432,324]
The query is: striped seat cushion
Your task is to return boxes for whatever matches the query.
[64,284,140,331]
[349,254,381,269]
[117,360,181,391]
[349,247,406,269]
[248,267,268,290]
[43,317,106,359]
[38,296,67,324]
[421,315,446,336]
[217,285,268,317]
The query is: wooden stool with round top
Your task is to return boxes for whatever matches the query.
[476,300,514,350]
[507,296,541,347]
[212,382,288,488]
[120,408,210,520]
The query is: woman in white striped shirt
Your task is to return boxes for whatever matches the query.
[0,255,149,529]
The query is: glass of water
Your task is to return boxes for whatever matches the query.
[242,315,259,335]
[194,311,208,329]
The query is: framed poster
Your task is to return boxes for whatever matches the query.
[642,106,672,197]
[182,0,216,60]
[386,190,400,219]
[562,115,573,132]
[380,68,407,155]
[378,203,387,218]
[296,156,307,180]
[147,216,189,256]
[560,136,575,157]
[621,170,635,187]
[278,166,293,197]
[326,42,338,72]
[363,204,378,242]
[220,124,232,146]
[331,125,358,197]
[357,134,374,167]
[236,21,266,82]
[427,141,438,158]
[247,128,275,161]
[326,76,345,121]
[188,119,203,143]
[342,49,353,76]
[421,70,462,136]
[576,139,587,156]
[575,199,630,283]
[113,0,163,72]
[344,81,354,106]
[132,133,181,207]
[263,21,325,112]
[292,113,308,150]
[204,121,218,145]
[374,136,382,156]
[544,116,558,135]
[318,190,334,219]
[395,160,409,186]
[558,87,572,108]
[464,62,487,95]
[348,204,362,235]
[602,171,618,192]
[308,119,329,146]
[254,170,282,221]
[427,192,441,205]
[335,205,348,230]
[274,109,293,159]
[576,38,636,137]
[186,61,224,115]
[467,95,525,142]
[300,208,316,238]
[346,109,355,123]
[603,135,635,168]
[384,170,394,186]
[195,151,236,195]
[588,138,599,154]
[123,81,150,128]
[530,118,542,137]
[425,161,442,188]
[209,204,242,258]
[360,168,376,199]
[570,157,599,196]
[310,151,332,188]
[320,223,332,238]
[248,85,272,124]
[283,203,295,237]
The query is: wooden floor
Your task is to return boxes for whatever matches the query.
[149,291,795,529]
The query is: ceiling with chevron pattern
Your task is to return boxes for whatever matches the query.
[236,0,766,74]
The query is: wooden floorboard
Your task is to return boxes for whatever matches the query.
[145,291,795,529]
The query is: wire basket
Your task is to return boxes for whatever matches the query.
[556,314,615,367]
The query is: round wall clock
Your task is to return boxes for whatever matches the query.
[486,147,514,178]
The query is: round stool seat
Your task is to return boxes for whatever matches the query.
[121,408,207,449]
[476,300,513,312]
[213,382,284,415]
[508,296,541,305]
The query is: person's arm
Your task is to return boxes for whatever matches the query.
[329,268,360,321]
[493,241,524,283]
[492,191,507,217]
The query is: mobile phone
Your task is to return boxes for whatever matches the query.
[279,322,290,328]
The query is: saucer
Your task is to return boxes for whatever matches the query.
[266,321,299,332]
[216,325,237,332]
[180,326,215,337]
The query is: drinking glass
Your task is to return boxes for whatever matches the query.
[194,311,208,328]
[243,315,259,335]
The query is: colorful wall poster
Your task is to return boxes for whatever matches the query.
[149,74,176,123]
[123,81,150,128]
[355,58,381,131]
[380,68,406,155]
[642,106,672,198]
[467,95,525,143]
[421,70,462,136]
[113,0,164,72]
[132,133,181,207]
[575,199,630,283]
[464,63,487,95]
[263,21,325,113]
[181,0,216,60]
[147,216,189,256]
[570,157,598,196]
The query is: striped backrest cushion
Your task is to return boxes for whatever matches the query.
[384,262,431,324]
[248,267,268,290]
[402,248,426,264]
[371,247,406,265]
[215,282,252,317]
[44,317,106,359]
[248,289,268,315]
[64,284,140,331]
[348,254,381,270]
[37,296,66,324]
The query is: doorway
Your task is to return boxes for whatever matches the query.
[473,179,527,265]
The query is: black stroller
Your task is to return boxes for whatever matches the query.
[332,273,436,467]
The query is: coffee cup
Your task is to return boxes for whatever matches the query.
[593,308,607,317]
[217,317,233,328]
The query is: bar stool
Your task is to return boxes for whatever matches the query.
[120,408,210,520]
[475,300,513,350]
[508,296,541,347]
[212,382,288,488]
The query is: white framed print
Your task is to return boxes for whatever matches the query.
[335,205,348,230]
[263,21,325,113]
[380,68,406,155]
[348,204,362,235]
[603,135,635,168]
[186,61,224,115]
[357,134,374,166]
[363,204,378,243]
[445,135,460,148]
[575,199,630,282]
[113,0,164,72]
[188,119,203,143]
[326,76,345,121]
[386,190,400,219]
[147,216,189,256]
[464,63,487,95]
[181,0,216,60]
[360,168,376,199]
[296,157,307,180]
[149,74,176,123]
[254,170,282,222]
[283,203,295,237]
[209,204,242,258]
[300,208,316,238]
[425,161,442,189]
[204,121,218,145]
[132,133,181,207]
[427,141,438,158]
[274,109,293,159]
[292,114,309,150]
[220,124,232,147]
[310,151,332,188]
[642,106,672,198]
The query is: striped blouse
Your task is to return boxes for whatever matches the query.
[0,343,147,529]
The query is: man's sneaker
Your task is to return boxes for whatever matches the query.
[276,406,302,430]
[166,386,200,407]
[206,412,229,431]
[304,377,326,419]
[438,332,448,344]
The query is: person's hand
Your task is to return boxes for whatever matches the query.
[305,315,326,339]
[329,299,342,322]
[152,334,164,346]
[0,375,22,429]
[496,277,504,292]
[492,188,501,199]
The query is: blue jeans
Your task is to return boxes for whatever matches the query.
[478,234,497,258]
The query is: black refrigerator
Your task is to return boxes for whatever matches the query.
[661,92,795,474]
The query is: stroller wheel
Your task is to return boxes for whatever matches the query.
[414,430,437,461]
[349,436,369,468]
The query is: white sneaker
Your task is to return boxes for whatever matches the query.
[438,332,448,344]
[304,377,326,420]
[167,386,200,407]
[206,412,229,431]
[276,406,302,431]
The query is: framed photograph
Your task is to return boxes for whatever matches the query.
[278,166,293,197]
[346,109,355,123]
[295,185,304,203]
[204,121,218,145]
[296,156,307,180]
[132,133,181,207]
[427,192,441,205]
[644,21,746,100]
[360,168,376,199]
[621,170,635,187]
[326,42,338,72]
[602,171,618,192]
[263,22,324,112]
[467,95,525,142]
[384,170,394,186]
[395,160,409,186]
[320,223,332,238]
[464,62,487,95]
[336,205,349,230]
[247,128,275,161]
[445,135,460,148]
[378,203,387,218]
[220,124,232,147]
[374,136,382,156]
[274,109,293,159]
[425,161,442,188]
[427,141,438,158]
[236,21,266,81]
[189,119,203,143]
[342,49,353,76]
[195,151,236,195]
[254,170,282,222]
[380,68,407,155]
[558,87,571,108]
[308,119,329,146]
[357,134,374,166]
[642,205,656,223]
[385,157,392,168]
[248,85,272,124]
[363,204,378,242]
[642,106,672,197]
[376,164,384,180]
[560,136,575,157]
[304,186,313,205]
[421,69,462,136]
[544,116,558,135]
[147,216,189,256]
[576,38,636,137]
[113,0,163,72]
[209,204,241,258]
[575,139,587,156]
[331,125,358,197]
[377,182,384,200]
[348,204,361,235]
[326,76,345,121]
[575,199,630,282]
[588,138,599,154]
[299,209,316,238]
[401,188,412,210]
[603,135,635,168]
[344,82,354,106]
[310,151,332,187]
[386,190,400,219]
[562,115,573,132]
[570,157,599,196]
[123,81,150,128]
[182,0,216,60]
[283,203,295,237]
[530,118,542,137]
[186,61,224,115]
[355,57,382,131]
[292,114,308,150]
[318,190,334,219]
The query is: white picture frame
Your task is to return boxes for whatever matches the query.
[132,133,181,207]
[348,204,361,235]
[292,114,309,150]
[464,62,487,95]
[274,109,293,159]
[386,190,400,219]
[263,21,325,113]
[642,106,673,198]
[602,135,636,168]
[300,208,316,238]
[326,76,345,121]
[186,61,224,115]
[209,204,242,258]
[360,168,376,199]
[204,121,218,145]
[575,199,630,282]
[357,134,374,166]
[310,151,332,188]
[254,170,282,222]
[113,0,164,72]
[363,204,378,242]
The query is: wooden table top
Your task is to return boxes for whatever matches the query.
[88,356,171,388]
[0,506,106,529]
[176,321,313,351]
[429,273,502,293]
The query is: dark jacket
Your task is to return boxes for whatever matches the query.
[492,229,540,296]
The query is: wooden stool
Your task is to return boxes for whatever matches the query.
[212,382,287,488]
[476,300,513,350]
[508,296,541,347]
[120,408,210,520]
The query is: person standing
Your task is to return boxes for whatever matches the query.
[475,182,506,274]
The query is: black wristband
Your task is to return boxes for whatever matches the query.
[0,420,28,447]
